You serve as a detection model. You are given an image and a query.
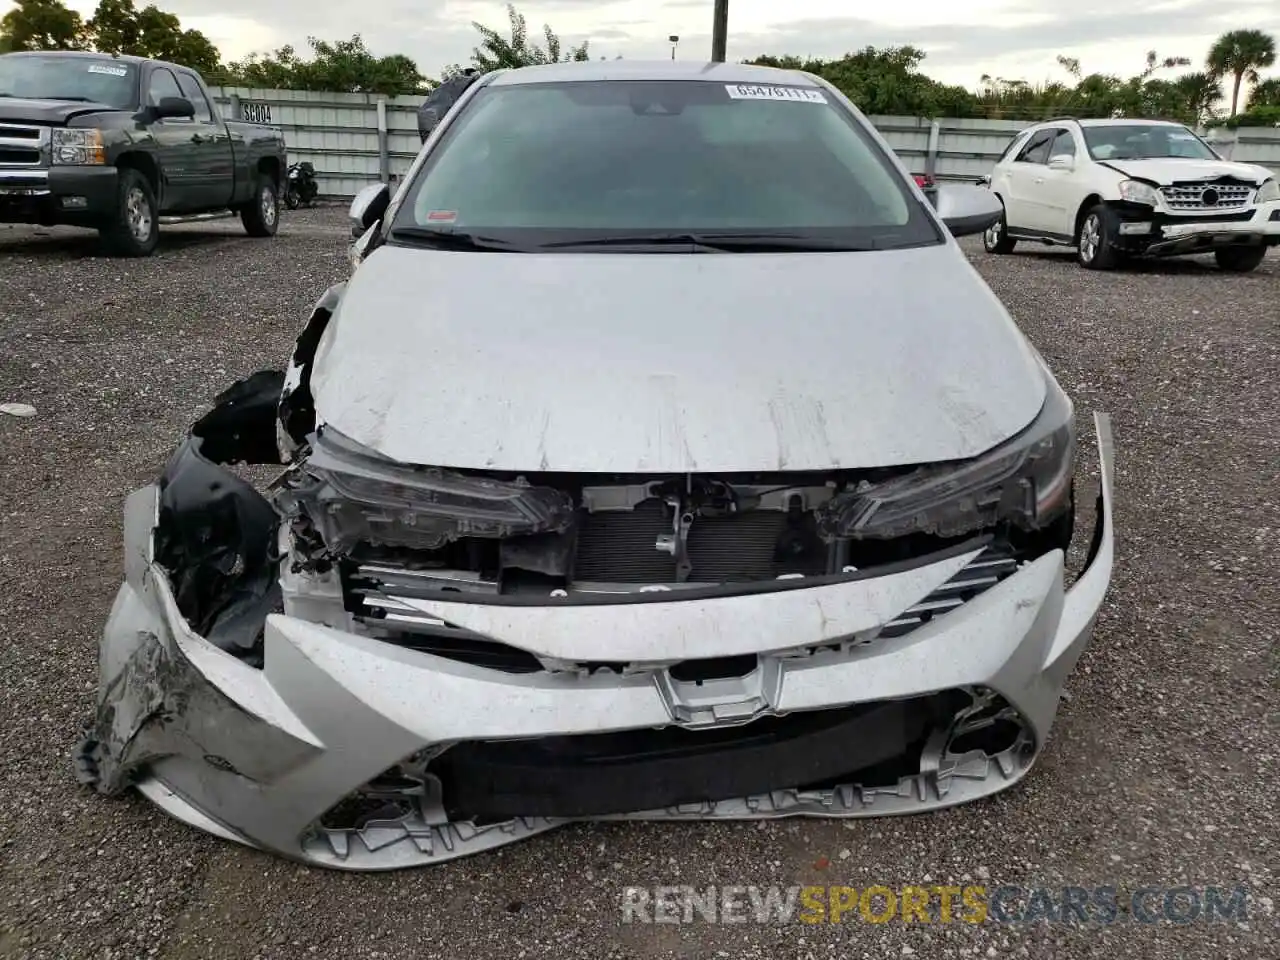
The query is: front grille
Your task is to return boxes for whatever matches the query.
[0,124,45,167]
[1160,181,1253,211]
[0,148,39,164]
[878,546,1019,639]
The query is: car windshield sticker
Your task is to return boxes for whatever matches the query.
[87,64,129,77]
[426,210,458,224]
[724,84,827,104]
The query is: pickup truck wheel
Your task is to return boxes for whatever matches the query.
[241,177,280,238]
[1214,246,1266,272]
[99,169,159,258]
[1077,205,1120,270]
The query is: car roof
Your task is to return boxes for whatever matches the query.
[1077,118,1185,127]
[1,50,151,66]
[486,60,821,87]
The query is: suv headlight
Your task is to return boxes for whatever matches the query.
[51,128,105,165]
[1118,180,1160,206]
[817,379,1075,541]
[1257,178,1279,203]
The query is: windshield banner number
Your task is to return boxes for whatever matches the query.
[724,84,827,104]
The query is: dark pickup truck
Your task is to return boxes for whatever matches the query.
[0,50,287,256]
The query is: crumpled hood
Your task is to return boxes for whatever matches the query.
[310,243,1047,473]
[0,97,119,125]
[1102,157,1273,186]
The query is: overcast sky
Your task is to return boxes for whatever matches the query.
[18,0,1280,89]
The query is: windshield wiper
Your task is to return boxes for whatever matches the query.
[537,232,879,252]
[388,226,525,252]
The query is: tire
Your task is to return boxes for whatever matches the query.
[982,205,1017,254]
[284,185,300,210]
[99,168,159,258]
[241,175,280,238]
[1077,204,1120,270]
[1214,246,1266,272]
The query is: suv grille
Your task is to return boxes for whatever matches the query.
[1160,181,1253,211]
[0,124,45,167]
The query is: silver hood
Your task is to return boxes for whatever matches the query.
[310,243,1047,473]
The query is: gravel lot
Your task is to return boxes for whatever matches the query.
[0,209,1276,960]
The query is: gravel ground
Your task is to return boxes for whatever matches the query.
[0,209,1276,960]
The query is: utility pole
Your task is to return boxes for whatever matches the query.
[711,0,728,62]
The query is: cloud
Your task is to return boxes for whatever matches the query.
[5,0,1278,88]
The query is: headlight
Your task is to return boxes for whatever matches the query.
[277,427,576,553]
[1118,180,1160,206]
[1257,178,1280,203]
[51,128,105,165]
[817,380,1075,541]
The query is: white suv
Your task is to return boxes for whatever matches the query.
[983,118,1280,271]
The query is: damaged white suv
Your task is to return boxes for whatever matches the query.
[983,117,1280,271]
[75,61,1116,870]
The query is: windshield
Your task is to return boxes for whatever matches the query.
[393,79,939,252]
[1083,124,1218,161]
[0,54,138,109]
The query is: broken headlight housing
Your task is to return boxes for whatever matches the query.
[818,377,1074,541]
[276,426,575,554]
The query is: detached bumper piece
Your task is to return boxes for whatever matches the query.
[75,414,1115,870]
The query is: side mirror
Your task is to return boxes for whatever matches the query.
[154,96,195,120]
[1048,154,1075,171]
[350,182,390,239]
[933,182,1003,238]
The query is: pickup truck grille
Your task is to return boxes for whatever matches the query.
[1160,181,1253,211]
[0,124,46,167]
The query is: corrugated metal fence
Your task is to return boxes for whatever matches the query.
[208,85,1280,199]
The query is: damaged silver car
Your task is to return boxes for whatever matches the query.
[75,60,1116,870]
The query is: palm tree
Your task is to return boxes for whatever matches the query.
[1206,29,1277,116]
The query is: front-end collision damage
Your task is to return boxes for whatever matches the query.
[72,284,1117,867]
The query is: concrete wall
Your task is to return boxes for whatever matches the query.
[208,85,1280,199]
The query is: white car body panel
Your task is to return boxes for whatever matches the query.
[310,244,1047,473]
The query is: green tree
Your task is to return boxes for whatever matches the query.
[87,0,220,74]
[221,35,427,96]
[1246,75,1280,109]
[0,0,88,53]
[1206,29,1277,116]
[748,47,977,117]
[465,3,589,71]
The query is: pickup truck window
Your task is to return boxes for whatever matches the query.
[176,72,213,123]
[0,54,138,109]
[147,68,185,109]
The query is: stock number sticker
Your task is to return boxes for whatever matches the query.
[724,84,827,104]
[241,102,272,124]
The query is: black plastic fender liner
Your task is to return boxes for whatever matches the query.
[155,436,281,655]
[191,369,286,466]
[279,283,345,453]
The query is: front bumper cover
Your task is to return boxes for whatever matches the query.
[75,415,1116,871]
[1111,200,1280,255]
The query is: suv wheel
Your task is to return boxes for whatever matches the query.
[1214,246,1266,272]
[983,207,1017,254]
[1077,205,1120,270]
[241,176,280,238]
[99,168,159,257]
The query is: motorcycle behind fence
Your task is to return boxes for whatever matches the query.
[284,161,319,209]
